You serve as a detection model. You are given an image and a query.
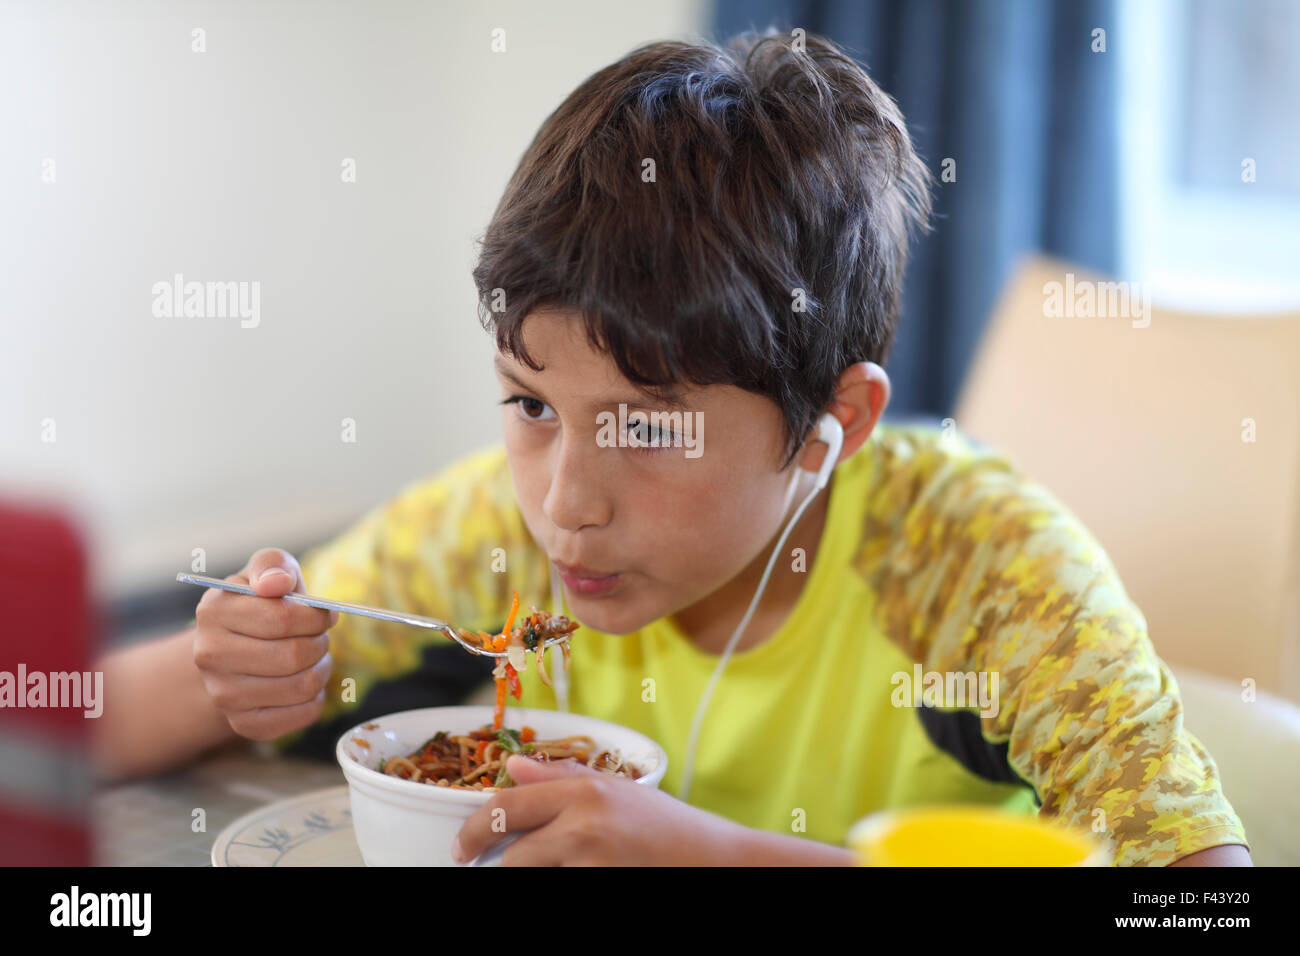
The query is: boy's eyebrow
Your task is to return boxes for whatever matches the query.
[493,356,690,411]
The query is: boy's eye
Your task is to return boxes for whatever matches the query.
[627,420,676,447]
[500,395,556,421]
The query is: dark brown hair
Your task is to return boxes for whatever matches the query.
[473,27,933,467]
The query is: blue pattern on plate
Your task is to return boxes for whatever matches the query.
[216,787,360,867]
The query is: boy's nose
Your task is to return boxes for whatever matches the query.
[542,440,613,532]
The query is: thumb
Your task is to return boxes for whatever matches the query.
[242,547,304,598]
[506,753,602,784]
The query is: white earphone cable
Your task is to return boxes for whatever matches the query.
[677,463,823,803]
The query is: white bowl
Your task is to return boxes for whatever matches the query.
[336,705,668,866]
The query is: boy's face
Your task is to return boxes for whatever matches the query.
[496,308,805,636]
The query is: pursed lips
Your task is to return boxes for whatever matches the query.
[551,557,619,579]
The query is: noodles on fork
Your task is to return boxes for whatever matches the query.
[453,593,580,732]
[385,591,611,788]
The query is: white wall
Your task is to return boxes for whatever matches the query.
[0,0,708,600]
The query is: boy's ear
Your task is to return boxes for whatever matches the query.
[798,362,890,474]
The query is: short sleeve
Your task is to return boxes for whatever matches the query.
[1001,567,1250,866]
[864,428,1250,866]
[267,444,550,755]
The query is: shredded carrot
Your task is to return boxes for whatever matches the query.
[493,673,507,731]
[488,591,521,654]
[520,726,535,743]
[502,590,520,639]
[490,591,525,729]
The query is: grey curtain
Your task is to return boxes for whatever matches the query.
[712,0,1119,415]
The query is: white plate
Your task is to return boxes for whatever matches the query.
[212,785,363,867]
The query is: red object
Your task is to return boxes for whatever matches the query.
[0,498,96,865]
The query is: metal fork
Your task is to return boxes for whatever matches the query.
[175,573,570,658]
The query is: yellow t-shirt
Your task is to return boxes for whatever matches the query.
[280,423,1249,866]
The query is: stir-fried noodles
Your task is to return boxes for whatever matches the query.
[452,592,579,731]
[380,589,616,788]
[378,725,642,789]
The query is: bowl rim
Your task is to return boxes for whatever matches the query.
[335,704,668,804]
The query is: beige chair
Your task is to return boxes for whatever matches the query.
[955,255,1300,700]
[955,255,1300,865]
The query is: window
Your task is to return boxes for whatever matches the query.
[1118,0,1300,311]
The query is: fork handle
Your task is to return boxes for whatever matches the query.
[175,573,447,630]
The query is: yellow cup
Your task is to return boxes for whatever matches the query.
[847,805,1109,866]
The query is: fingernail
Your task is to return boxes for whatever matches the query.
[450,836,464,863]
[258,568,290,584]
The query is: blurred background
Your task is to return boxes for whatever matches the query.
[2,0,1298,864]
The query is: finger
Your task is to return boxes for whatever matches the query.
[203,653,333,711]
[195,630,331,678]
[226,690,325,742]
[236,549,339,627]
[245,548,341,627]
[497,821,579,867]
[241,547,304,595]
[453,780,578,863]
[200,589,336,639]
[504,754,603,785]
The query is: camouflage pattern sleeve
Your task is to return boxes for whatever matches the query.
[268,444,548,752]
[860,426,1250,866]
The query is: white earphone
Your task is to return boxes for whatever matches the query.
[677,410,845,802]
[812,411,845,491]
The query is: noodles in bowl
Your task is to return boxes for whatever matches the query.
[336,705,667,866]
[379,724,644,790]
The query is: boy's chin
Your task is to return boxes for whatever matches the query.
[562,590,657,637]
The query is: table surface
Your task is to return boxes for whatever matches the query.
[93,741,346,866]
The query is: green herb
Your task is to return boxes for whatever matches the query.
[494,766,514,787]
[495,728,524,754]
[378,757,387,772]
[521,624,540,650]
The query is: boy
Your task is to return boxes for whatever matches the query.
[95,29,1250,866]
